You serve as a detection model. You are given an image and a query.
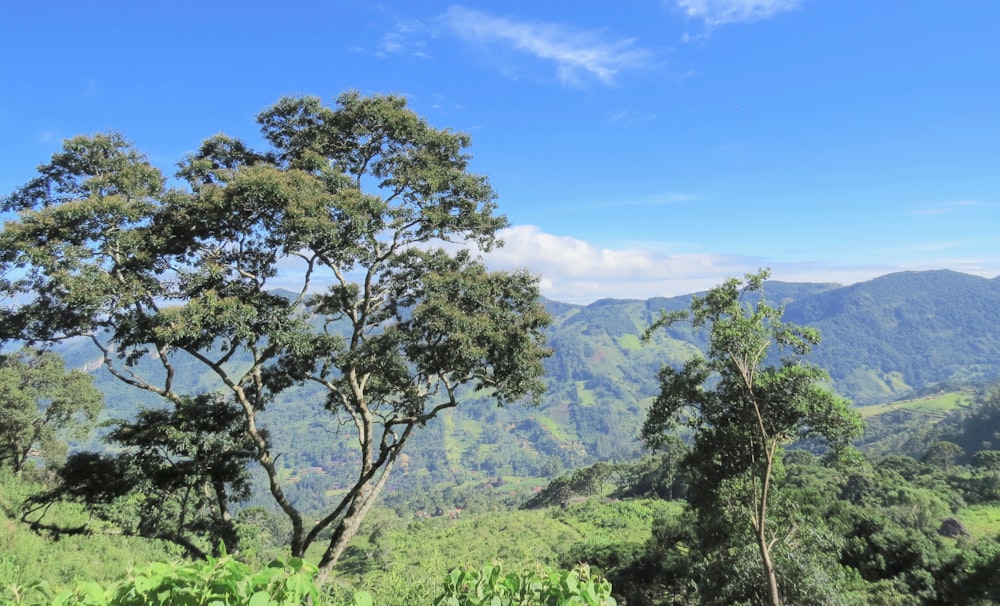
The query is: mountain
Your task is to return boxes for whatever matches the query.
[782,270,1000,403]
[540,270,1000,407]
[56,270,1000,510]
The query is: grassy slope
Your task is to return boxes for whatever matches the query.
[326,497,680,603]
[857,390,971,420]
[958,504,1000,539]
[0,470,174,592]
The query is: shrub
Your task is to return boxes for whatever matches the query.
[434,562,616,606]
[2,556,371,606]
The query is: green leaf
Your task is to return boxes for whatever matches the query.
[563,572,579,594]
[133,574,162,596]
[248,590,276,606]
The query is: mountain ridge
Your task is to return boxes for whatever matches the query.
[539,269,1000,402]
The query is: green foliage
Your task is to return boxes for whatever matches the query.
[932,536,1000,605]
[521,462,614,509]
[857,391,969,420]
[521,454,690,510]
[24,395,254,558]
[856,408,943,460]
[540,270,1000,418]
[8,439,1000,605]
[612,443,690,502]
[6,88,1000,606]
[334,507,578,593]
[434,563,616,606]
[324,494,670,603]
[612,446,997,605]
[550,499,679,576]
[34,269,1000,513]
[944,385,1000,454]
[783,270,1000,404]
[960,463,1000,507]
[0,348,103,474]
[921,441,965,471]
[0,468,175,595]
[1,555,371,606]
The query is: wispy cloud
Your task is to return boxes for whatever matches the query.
[480,225,763,301]
[377,20,430,58]
[676,0,802,27]
[439,6,651,87]
[273,225,1000,304]
[609,109,658,125]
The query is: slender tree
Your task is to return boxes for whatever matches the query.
[0,92,550,580]
[642,269,862,606]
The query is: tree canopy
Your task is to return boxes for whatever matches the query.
[0,91,551,580]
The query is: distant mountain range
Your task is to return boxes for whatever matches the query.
[547,269,1000,407]
[57,270,1000,505]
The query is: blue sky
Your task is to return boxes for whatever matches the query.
[3,1,998,302]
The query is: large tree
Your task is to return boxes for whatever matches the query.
[0,348,103,475]
[642,269,862,606]
[0,91,550,580]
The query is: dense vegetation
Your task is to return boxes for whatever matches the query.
[5,387,1000,604]
[4,382,1000,603]
[3,92,1000,605]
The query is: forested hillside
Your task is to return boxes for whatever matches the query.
[783,270,1000,403]
[541,269,1000,411]
[48,269,1000,518]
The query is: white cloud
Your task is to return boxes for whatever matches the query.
[676,0,801,27]
[473,225,1000,303]
[439,6,651,87]
[480,225,760,301]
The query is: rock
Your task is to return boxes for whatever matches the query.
[938,517,971,538]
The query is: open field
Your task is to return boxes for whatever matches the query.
[958,504,1000,539]
[857,390,971,420]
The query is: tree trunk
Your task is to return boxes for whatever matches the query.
[211,478,240,555]
[757,449,782,606]
[757,523,782,606]
[315,457,396,586]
